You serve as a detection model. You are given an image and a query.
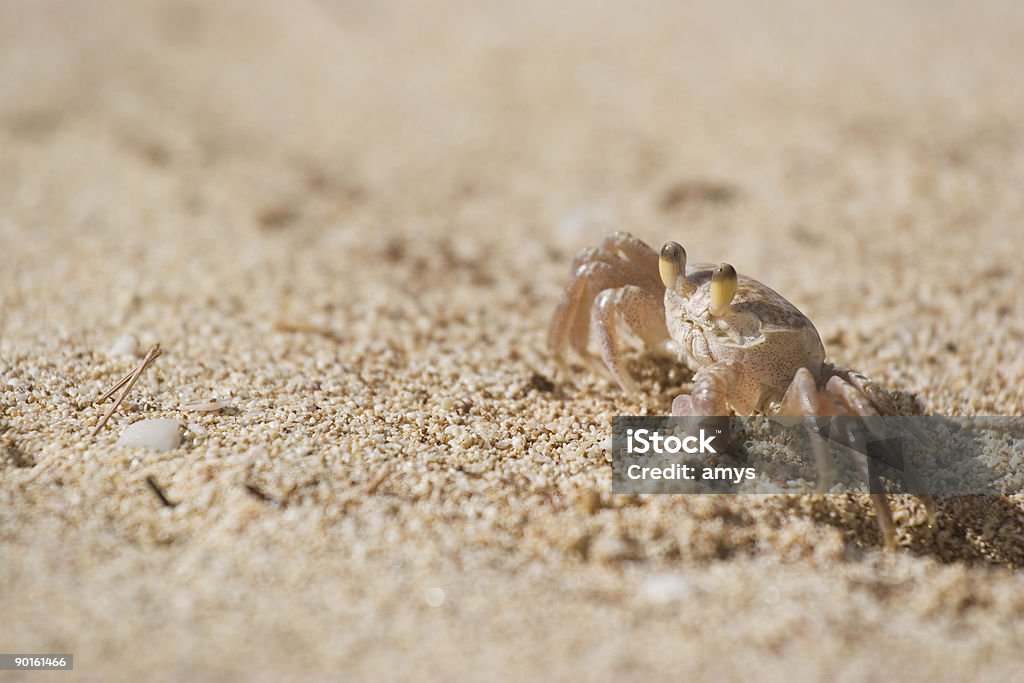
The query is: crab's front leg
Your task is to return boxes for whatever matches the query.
[667,360,764,458]
[548,232,669,392]
[670,360,764,417]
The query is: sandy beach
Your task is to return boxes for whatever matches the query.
[2,1,1024,680]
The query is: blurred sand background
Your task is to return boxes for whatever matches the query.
[2,0,1024,680]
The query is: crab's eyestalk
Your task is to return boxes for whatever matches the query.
[710,263,737,316]
[659,241,687,290]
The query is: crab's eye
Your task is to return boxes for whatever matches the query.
[659,241,686,289]
[710,263,737,315]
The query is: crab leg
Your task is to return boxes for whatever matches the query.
[591,285,670,393]
[778,366,936,548]
[869,493,898,549]
[548,260,634,373]
[778,367,902,547]
[597,231,661,277]
[778,367,842,493]
[548,238,663,375]
[671,360,763,416]
[825,373,938,528]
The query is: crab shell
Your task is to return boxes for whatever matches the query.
[667,264,826,405]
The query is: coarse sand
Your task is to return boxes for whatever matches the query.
[2,1,1024,680]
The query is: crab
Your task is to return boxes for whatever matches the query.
[548,231,934,548]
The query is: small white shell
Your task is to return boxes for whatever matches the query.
[638,573,696,605]
[116,419,183,452]
[180,397,228,412]
[107,334,139,358]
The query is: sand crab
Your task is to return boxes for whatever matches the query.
[549,231,933,548]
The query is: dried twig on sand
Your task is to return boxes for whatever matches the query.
[91,343,163,436]
[145,475,177,508]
